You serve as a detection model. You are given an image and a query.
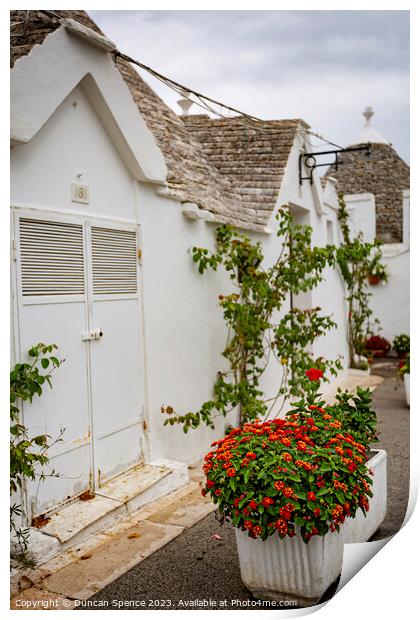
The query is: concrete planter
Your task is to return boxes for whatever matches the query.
[235,527,343,607]
[404,374,410,406]
[341,449,387,543]
[235,449,387,605]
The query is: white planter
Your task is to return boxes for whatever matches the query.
[235,527,343,607]
[235,449,387,605]
[341,449,387,543]
[404,374,410,406]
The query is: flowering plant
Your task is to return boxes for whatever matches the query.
[202,370,375,543]
[399,354,410,377]
[164,207,341,432]
[336,194,381,366]
[393,334,410,355]
[365,335,390,354]
[367,251,389,282]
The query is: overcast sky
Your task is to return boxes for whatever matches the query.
[89,10,410,163]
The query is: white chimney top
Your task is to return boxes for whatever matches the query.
[349,107,389,146]
[177,95,193,116]
[363,106,374,122]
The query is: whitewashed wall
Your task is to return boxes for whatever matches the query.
[10,25,352,474]
[344,192,410,344]
[138,139,350,464]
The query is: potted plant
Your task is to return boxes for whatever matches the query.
[366,251,389,286]
[399,354,410,406]
[202,370,384,606]
[365,334,390,358]
[393,334,410,359]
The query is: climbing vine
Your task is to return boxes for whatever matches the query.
[336,193,384,368]
[164,206,341,432]
[10,343,64,564]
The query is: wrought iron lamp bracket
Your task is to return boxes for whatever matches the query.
[299,143,371,185]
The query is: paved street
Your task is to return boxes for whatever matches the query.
[87,367,409,610]
[369,360,410,539]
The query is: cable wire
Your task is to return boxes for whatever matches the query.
[17,10,345,151]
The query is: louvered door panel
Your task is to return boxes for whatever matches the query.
[20,218,85,296]
[91,226,138,295]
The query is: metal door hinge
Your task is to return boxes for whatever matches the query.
[11,239,17,261]
[137,248,142,263]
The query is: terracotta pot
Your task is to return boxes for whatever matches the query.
[397,351,408,360]
[368,275,381,285]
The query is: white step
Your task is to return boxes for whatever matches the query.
[29,460,188,560]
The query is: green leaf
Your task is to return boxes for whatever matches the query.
[317,487,330,496]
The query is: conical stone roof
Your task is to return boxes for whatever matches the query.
[326,109,409,243]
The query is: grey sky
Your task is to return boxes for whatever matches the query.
[89,10,410,163]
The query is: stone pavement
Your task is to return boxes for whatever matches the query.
[10,364,409,610]
[369,359,410,539]
[10,477,214,610]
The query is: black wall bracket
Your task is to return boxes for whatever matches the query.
[299,143,371,185]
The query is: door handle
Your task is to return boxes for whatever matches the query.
[81,329,103,341]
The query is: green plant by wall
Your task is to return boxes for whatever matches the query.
[164,206,341,432]
[367,250,389,283]
[10,343,64,565]
[336,194,384,368]
[393,333,410,355]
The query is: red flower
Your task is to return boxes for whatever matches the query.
[305,368,324,382]
[201,488,207,497]
[279,507,292,520]
[249,500,258,510]
[233,498,241,507]
[244,520,253,530]
[261,497,274,507]
[275,518,289,536]
[313,508,321,517]
[307,491,317,502]
[206,480,215,488]
[251,525,262,538]
[246,452,257,460]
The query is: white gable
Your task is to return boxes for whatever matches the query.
[11,25,167,185]
[11,82,139,221]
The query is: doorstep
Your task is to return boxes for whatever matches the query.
[26,459,189,558]
[11,463,214,607]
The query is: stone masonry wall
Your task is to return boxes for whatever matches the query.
[326,143,410,243]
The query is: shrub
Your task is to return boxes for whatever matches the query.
[336,194,382,366]
[393,334,410,355]
[202,371,375,543]
[365,335,390,353]
[10,343,64,563]
[164,206,341,432]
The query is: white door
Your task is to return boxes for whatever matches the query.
[14,212,144,518]
[88,223,143,486]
